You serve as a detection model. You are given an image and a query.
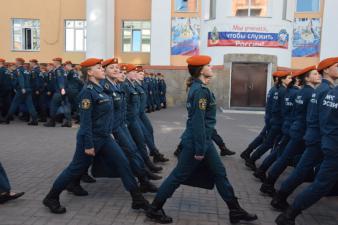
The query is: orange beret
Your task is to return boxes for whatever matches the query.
[64,61,72,65]
[52,57,62,62]
[124,64,137,73]
[272,71,291,77]
[186,55,211,66]
[0,58,5,63]
[102,58,119,67]
[293,65,317,77]
[80,58,103,68]
[135,66,144,72]
[29,59,38,63]
[16,58,25,63]
[317,57,338,73]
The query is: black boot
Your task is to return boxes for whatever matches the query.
[275,207,301,225]
[27,119,38,126]
[271,191,290,211]
[139,177,158,193]
[145,158,163,173]
[153,152,169,163]
[61,120,72,128]
[130,189,149,210]
[146,198,173,224]
[219,144,236,156]
[44,119,56,127]
[226,199,258,224]
[240,148,252,161]
[145,168,162,180]
[42,190,66,214]
[66,182,88,196]
[253,168,266,182]
[81,172,96,183]
[245,158,256,171]
[260,178,276,197]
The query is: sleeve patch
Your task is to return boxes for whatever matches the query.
[198,98,207,110]
[81,99,91,110]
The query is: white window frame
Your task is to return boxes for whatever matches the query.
[232,0,271,17]
[121,20,151,53]
[296,0,320,13]
[11,18,40,52]
[174,0,199,13]
[64,20,87,52]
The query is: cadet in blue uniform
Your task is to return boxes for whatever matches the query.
[45,63,55,116]
[240,73,279,161]
[42,58,149,214]
[260,66,321,196]
[0,59,13,121]
[134,66,169,163]
[245,71,291,170]
[275,57,338,225]
[64,61,84,122]
[146,55,257,224]
[158,73,167,108]
[101,58,159,190]
[254,72,299,181]
[0,161,24,204]
[44,58,72,127]
[4,58,38,125]
[121,64,163,173]
[271,58,337,211]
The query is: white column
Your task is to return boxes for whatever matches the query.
[320,0,338,59]
[150,0,171,65]
[86,0,115,59]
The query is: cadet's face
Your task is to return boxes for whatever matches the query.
[137,71,145,81]
[127,70,138,80]
[65,64,72,71]
[200,65,214,85]
[106,64,125,82]
[326,63,338,79]
[306,70,322,85]
[89,64,105,80]
[283,75,293,86]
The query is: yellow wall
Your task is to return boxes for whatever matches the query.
[291,0,325,69]
[0,0,86,64]
[170,0,202,66]
[114,0,151,65]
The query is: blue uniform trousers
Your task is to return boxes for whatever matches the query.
[138,118,158,155]
[0,162,11,193]
[292,148,338,210]
[251,126,281,162]
[113,125,147,178]
[279,142,322,195]
[127,120,151,161]
[51,135,138,194]
[267,137,305,184]
[7,91,37,120]
[156,139,235,202]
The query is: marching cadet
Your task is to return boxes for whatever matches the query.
[4,58,38,125]
[158,73,167,109]
[271,58,338,212]
[260,66,321,196]
[145,55,257,224]
[134,66,169,163]
[42,58,149,214]
[29,59,48,122]
[154,73,161,110]
[0,161,24,204]
[45,63,55,116]
[275,58,338,225]
[143,73,152,113]
[240,73,279,161]
[0,59,13,121]
[64,61,84,122]
[100,58,159,191]
[44,58,72,127]
[245,71,291,170]
[121,64,163,173]
[253,72,299,182]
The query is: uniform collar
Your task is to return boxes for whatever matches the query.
[322,78,335,88]
[88,81,103,92]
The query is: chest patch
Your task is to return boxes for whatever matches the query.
[81,99,91,110]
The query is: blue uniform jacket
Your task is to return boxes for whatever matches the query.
[121,79,140,124]
[270,85,287,128]
[281,86,299,135]
[53,66,66,92]
[265,85,277,128]
[14,66,32,92]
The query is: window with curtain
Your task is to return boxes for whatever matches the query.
[296,0,320,12]
[65,20,87,52]
[232,0,269,17]
[122,21,151,53]
[12,19,40,51]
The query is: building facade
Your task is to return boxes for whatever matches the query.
[1,0,338,108]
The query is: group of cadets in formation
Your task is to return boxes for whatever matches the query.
[240,57,338,225]
[0,57,167,126]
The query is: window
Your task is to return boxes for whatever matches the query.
[12,19,40,51]
[175,0,198,12]
[232,0,269,17]
[122,21,151,53]
[296,0,320,12]
[65,20,87,52]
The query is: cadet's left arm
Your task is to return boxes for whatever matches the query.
[56,69,66,94]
